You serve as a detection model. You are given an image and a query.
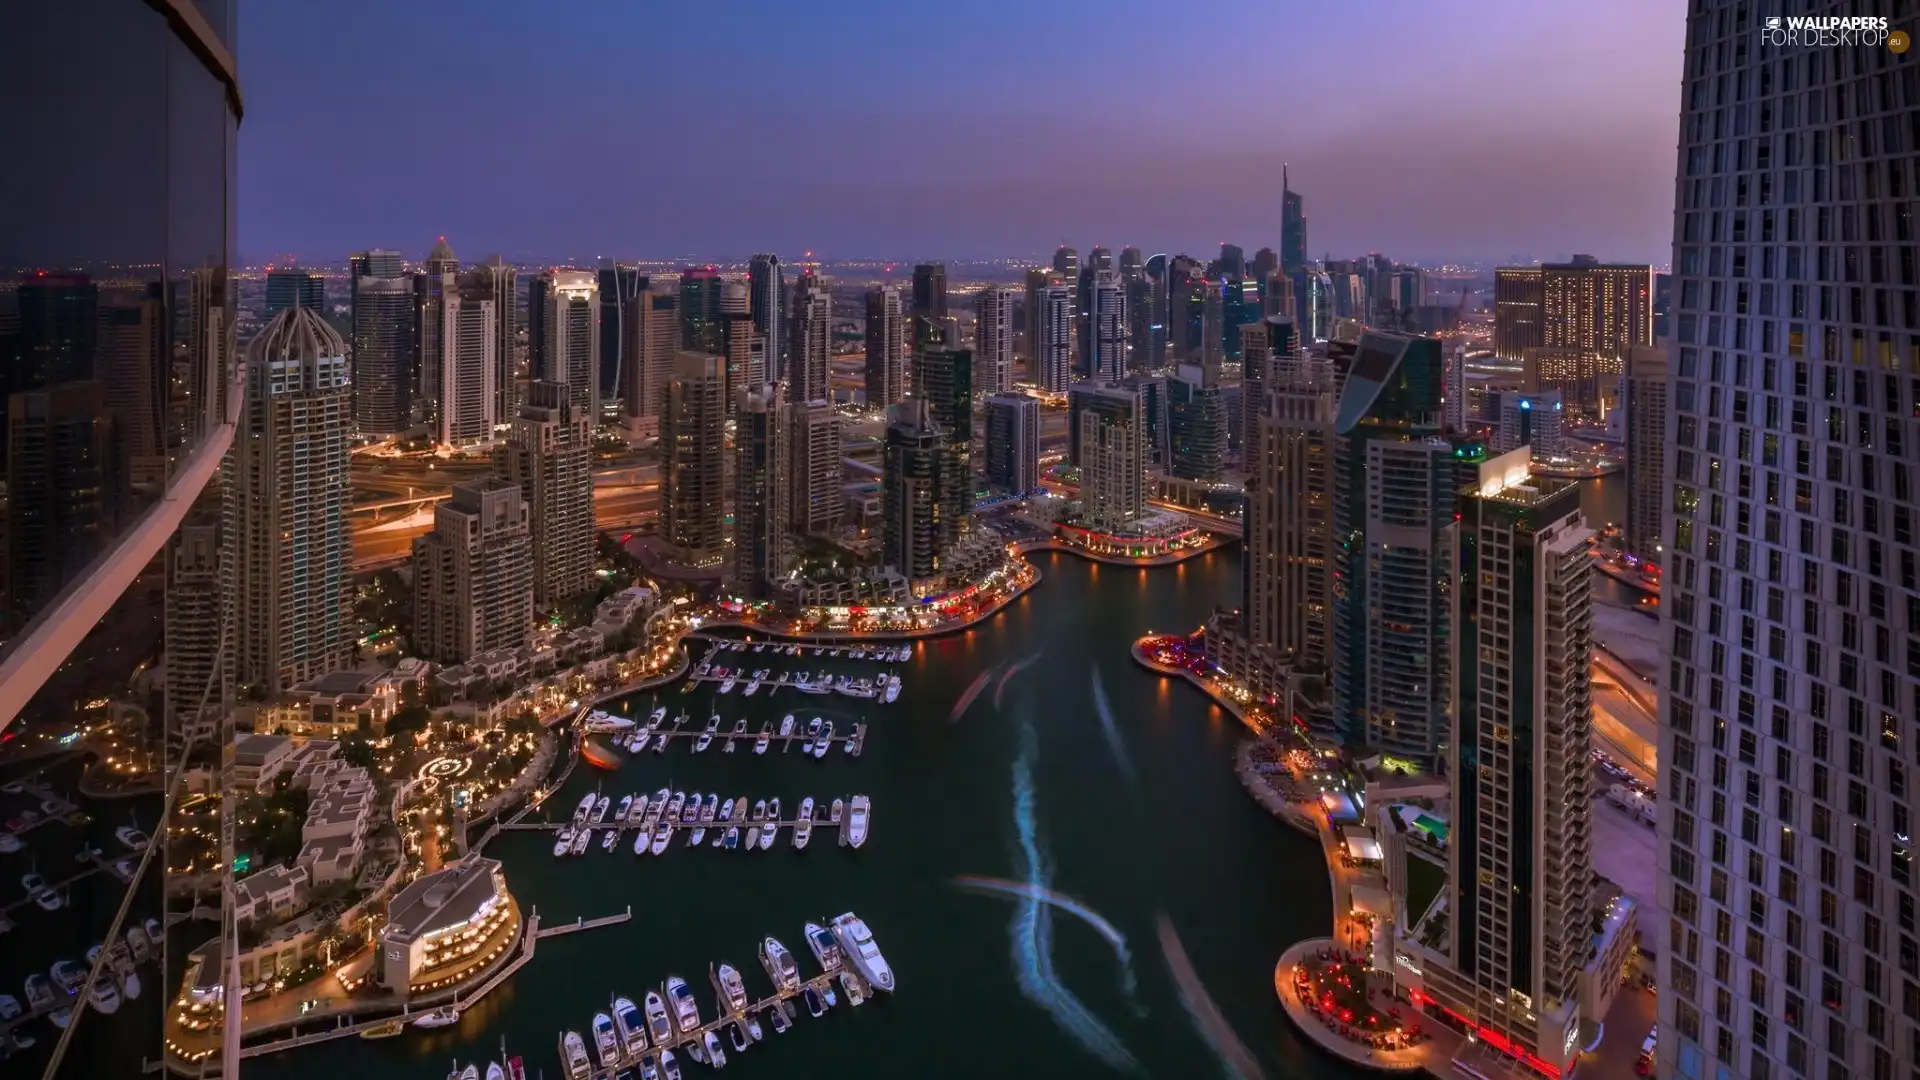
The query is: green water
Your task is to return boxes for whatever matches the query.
[266,549,1365,1080]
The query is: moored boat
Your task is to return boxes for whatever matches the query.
[701,1030,727,1069]
[413,1005,459,1028]
[552,827,574,858]
[840,972,867,1006]
[759,937,800,992]
[559,1030,591,1080]
[613,995,648,1057]
[713,963,748,1014]
[649,824,672,856]
[659,1048,683,1080]
[590,1011,618,1068]
[804,922,840,972]
[643,989,672,1044]
[831,912,895,992]
[569,828,592,856]
[847,795,870,848]
[792,798,814,849]
[830,798,844,823]
[665,976,700,1033]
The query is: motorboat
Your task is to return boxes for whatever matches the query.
[847,795,870,849]
[722,826,740,849]
[767,1004,790,1034]
[591,796,611,823]
[717,676,737,694]
[743,676,761,697]
[0,994,19,1022]
[613,995,648,1057]
[804,922,841,972]
[831,912,895,992]
[643,989,673,1044]
[751,799,767,822]
[569,828,592,856]
[701,1030,727,1069]
[49,1007,71,1029]
[108,942,140,1000]
[485,1064,506,1080]
[649,706,668,724]
[573,793,597,824]
[801,985,825,1017]
[693,731,713,754]
[845,725,861,757]
[583,712,635,733]
[658,1048,683,1080]
[701,795,719,823]
[126,925,152,964]
[591,1011,619,1068]
[633,828,652,856]
[792,798,814,850]
[759,801,780,850]
[743,1010,763,1041]
[751,642,765,653]
[24,975,55,1011]
[648,788,671,823]
[632,794,650,823]
[21,872,46,893]
[559,1030,591,1080]
[837,681,877,700]
[601,829,619,852]
[636,1051,660,1080]
[615,794,634,822]
[650,824,672,856]
[731,718,748,738]
[822,983,838,1008]
[830,798,844,823]
[31,887,60,912]
[778,715,795,738]
[717,799,735,823]
[882,674,902,704]
[804,718,822,743]
[754,724,771,755]
[413,1005,459,1028]
[745,825,760,850]
[727,1019,750,1053]
[87,976,121,1015]
[731,796,748,821]
[144,918,164,947]
[50,959,86,995]
[666,791,687,821]
[813,721,834,759]
[714,963,748,1014]
[760,937,800,992]
[654,728,671,754]
[665,975,700,1033]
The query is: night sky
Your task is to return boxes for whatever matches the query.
[240,0,1684,266]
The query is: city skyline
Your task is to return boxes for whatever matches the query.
[237,1,1686,266]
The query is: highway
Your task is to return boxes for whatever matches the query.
[1592,663,1658,785]
[352,482,659,570]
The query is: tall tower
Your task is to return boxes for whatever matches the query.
[265,268,325,318]
[597,262,644,404]
[1077,383,1144,532]
[620,288,678,435]
[882,400,947,586]
[720,282,767,418]
[678,266,723,353]
[410,478,534,664]
[415,237,460,429]
[786,400,843,538]
[1328,330,1454,768]
[975,285,1014,395]
[351,274,414,435]
[910,262,951,350]
[660,352,727,566]
[1167,362,1228,482]
[1242,334,1338,670]
[228,308,354,693]
[1085,270,1126,381]
[541,270,599,418]
[983,393,1040,495]
[477,255,519,422]
[911,347,973,554]
[788,271,832,404]
[863,286,906,409]
[164,523,226,742]
[1279,166,1308,275]
[748,253,783,379]
[435,277,497,447]
[496,380,594,605]
[350,248,405,356]
[730,382,789,600]
[1031,281,1073,393]
[1492,267,1544,363]
[1621,344,1667,567]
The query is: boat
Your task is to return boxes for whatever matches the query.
[722,827,740,849]
[830,798,844,823]
[804,922,841,972]
[600,830,618,852]
[751,799,767,822]
[731,718,748,738]
[632,794,651,823]
[573,794,597,824]
[109,948,139,1001]
[801,986,825,1018]
[32,887,60,911]
[837,681,877,700]
[754,725,771,755]
[485,1064,506,1080]
[0,995,19,1021]
[24,975,54,1011]
[591,796,611,823]
[50,960,85,995]
[813,721,834,758]
[767,1004,790,1034]
[759,937,800,992]
[126,925,152,964]
[615,794,634,822]
[0,835,19,854]
[633,829,652,855]
[743,676,761,697]
[648,788,671,822]
[717,799,734,823]
[665,976,700,1033]
[88,976,121,1015]
[636,1052,660,1080]
[831,912,895,992]
[778,715,794,738]
[701,795,719,823]
[743,1010,762,1041]
[21,872,45,893]
[717,676,736,694]
[144,918,164,947]
[559,1030,591,1080]
[713,963,748,1015]
[727,1019,749,1052]
[847,795,870,848]
[590,1011,619,1068]
[839,972,867,1006]
[49,1007,71,1029]
[643,989,673,1044]
[552,827,575,858]
[701,1030,727,1069]
[745,825,760,850]
[414,1005,459,1028]
[659,1048,683,1080]
[569,828,592,856]
[759,801,780,850]
[358,1018,404,1039]
[693,731,713,754]
[453,1065,481,1080]
[653,729,670,754]
[822,982,838,1008]
[882,674,901,704]
[649,706,668,724]
[732,796,748,821]
[507,1056,526,1080]
[804,718,822,743]
[793,798,814,849]
[650,824,672,856]
[114,825,150,851]
[583,712,635,732]
[666,791,687,821]
[613,996,648,1057]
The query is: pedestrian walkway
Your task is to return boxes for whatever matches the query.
[1273,942,1429,1072]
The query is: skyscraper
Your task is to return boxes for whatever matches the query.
[415,237,460,429]
[265,268,325,318]
[786,399,843,537]
[975,285,1014,395]
[1493,267,1545,363]
[352,269,416,435]
[1085,270,1127,381]
[730,382,789,600]
[1280,166,1308,274]
[1329,331,1454,768]
[1242,340,1338,671]
[911,346,973,554]
[983,393,1039,495]
[1216,243,1246,280]
[863,286,906,409]
[882,399,947,586]
[910,262,951,349]
[526,271,551,380]
[435,277,497,447]
[788,271,832,405]
[678,266,723,353]
[228,308,354,693]
[1251,247,1279,286]
[1168,363,1227,482]
[350,249,405,343]
[1493,389,1566,458]
[660,352,727,566]
[1621,344,1667,566]
[720,283,767,418]
[620,288,678,436]
[597,262,644,404]
[163,523,225,741]
[496,380,594,605]
[410,478,533,664]
[541,270,599,417]
[1076,383,1144,532]
[748,253,783,379]
[1030,281,1073,394]
[476,255,519,423]
[5,383,110,630]
[1078,246,1115,369]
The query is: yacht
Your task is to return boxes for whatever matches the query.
[643,989,673,1045]
[143,918,164,948]
[613,995,648,1057]
[801,986,825,1018]
[632,793,651,823]
[882,674,902,704]
[804,922,841,972]
[126,925,152,964]
[722,826,740,849]
[87,975,121,1015]
[115,826,150,851]
[744,824,760,850]
[778,714,795,738]
[847,795,870,849]
[752,642,765,653]
[813,721,834,759]
[573,794,597,824]
[600,830,619,852]
[717,798,735,823]
[24,975,55,1011]
[831,913,895,992]
[743,1011,763,1041]
[633,829,653,856]
[731,718,748,740]
[649,706,668,725]
[665,976,700,1033]
[743,675,761,697]
[649,823,672,856]
[837,680,876,700]
[717,676,736,695]
[654,728,671,754]
[701,1031,727,1069]
[727,1019,750,1053]
[658,1048,683,1080]
[844,726,860,757]
[751,799,767,823]
[666,791,687,821]
[693,730,713,754]
[797,678,831,695]
[485,1064,506,1080]
[839,972,867,1006]
[591,795,611,823]
[759,937,800,992]
[649,788,671,821]
[615,794,634,822]
[590,1012,619,1068]
[637,1051,660,1080]
[804,718,822,743]
[830,798,844,823]
[559,1030,591,1080]
[50,959,86,995]
[767,1004,791,1034]
[631,732,650,753]
[714,964,748,1014]
[701,795,719,823]
[569,828,592,856]
[732,796,749,822]
[792,798,814,849]
[108,941,139,1000]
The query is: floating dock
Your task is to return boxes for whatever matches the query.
[592,721,866,759]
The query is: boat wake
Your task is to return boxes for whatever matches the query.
[950,664,999,723]
[1089,668,1139,789]
[1008,721,1139,1072]
[992,648,1045,709]
[953,875,1142,1011]
[1156,912,1266,1080]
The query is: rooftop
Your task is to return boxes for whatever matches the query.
[386,856,506,940]
[233,733,293,767]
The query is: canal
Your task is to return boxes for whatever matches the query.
[272,548,1371,1080]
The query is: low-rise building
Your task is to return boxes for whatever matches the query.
[379,856,515,998]
[231,733,296,793]
[233,862,309,927]
[252,669,403,737]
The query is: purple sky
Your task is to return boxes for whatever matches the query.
[240,0,1684,267]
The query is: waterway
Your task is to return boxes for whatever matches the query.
[270,548,1372,1080]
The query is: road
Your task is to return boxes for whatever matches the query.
[1592,664,1658,784]
[352,484,660,570]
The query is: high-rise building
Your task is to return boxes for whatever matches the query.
[678,266,723,354]
[1242,344,1338,670]
[1251,247,1279,286]
[352,272,414,438]
[748,254,783,379]
[597,263,644,404]
[351,249,405,340]
[720,283,767,419]
[540,270,599,417]
[527,272,551,381]
[1076,382,1144,532]
[1216,243,1246,280]
[163,523,224,740]
[1052,245,1079,311]
[5,383,110,631]
[414,237,461,428]
[435,277,497,447]
[786,399,843,537]
[1539,256,1652,359]
[228,309,354,693]
[1493,389,1566,459]
[1076,246,1114,369]
[1168,362,1227,482]
[912,347,973,554]
[477,255,519,422]
[788,271,832,405]
[1655,16,1918,1079]
[1239,317,1284,454]
[910,262,951,350]
[1443,343,1467,432]
[1125,268,1162,374]
[496,380,594,605]
[863,286,906,409]
[1122,372,1170,468]
[882,399,947,585]
[660,352,727,566]
[1220,276,1262,363]
[620,288,678,436]
[1329,331,1454,768]
[1280,166,1308,274]
[1030,281,1073,394]
[1621,344,1667,566]
[983,393,1040,495]
[265,268,325,318]
[975,285,1014,395]
[730,382,789,600]
[1085,270,1126,381]
[1119,246,1144,281]
[1392,449,1598,1078]
[97,290,166,487]
[1493,267,1545,362]
[410,478,533,664]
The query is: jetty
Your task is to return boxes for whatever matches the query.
[597,721,865,757]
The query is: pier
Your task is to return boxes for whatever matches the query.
[575,967,873,1080]
[588,720,868,760]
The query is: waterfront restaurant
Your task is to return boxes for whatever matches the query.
[379,855,518,998]
[1055,516,1207,559]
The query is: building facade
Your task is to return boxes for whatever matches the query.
[351,274,415,436]
[983,393,1040,495]
[436,282,497,447]
[1243,350,1339,671]
[788,270,831,405]
[863,286,906,410]
[882,400,947,586]
[730,383,788,601]
[495,380,594,605]
[975,284,1014,395]
[620,288,678,435]
[1076,383,1145,532]
[1086,269,1127,381]
[540,271,599,418]
[411,479,533,664]
[786,399,843,537]
[660,352,728,566]
[1030,281,1073,394]
[1621,344,1668,567]
[910,262,950,350]
[1494,390,1567,459]
[911,347,973,554]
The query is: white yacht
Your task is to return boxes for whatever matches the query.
[839,972,867,1006]
[759,936,800,992]
[559,1030,591,1080]
[804,717,822,743]
[613,995,648,1057]
[813,721,834,758]
[759,800,780,850]
[632,793,651,823]
[702,795,719,822]
[569,828,592,856]
[643,989,673,1045]
[717,676,737,694]
[663,791,685,821]
[804,922,841,972]
[87,975,121,1015]
[831,913,895,992]
[658,1048,683,1080]
[114,825,150,851]
[745,824,760,850]
[649,823,672,856]
[792,798,814,849]
[572,794,597,824]
[778,714,795,738]
[633,829,652,856]
[830,798,844,823]
[600,830,618,852]
[751,799,767,823]
[126,925,152,964]
[847,795,870,848]
[591,795,611,824]
[743,674,762,697]
[714,964,748,1014]
[615,794,634,822]
[882,674,902,704]
[754,723,771,755]
[552,827,575,858]
[717,798,735,823]
[702,1030,727,1069]
[649,706,668,725]
[665,976,701,1033]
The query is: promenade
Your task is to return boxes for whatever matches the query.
[699,557,1041,643]
[1012,534,1230,567]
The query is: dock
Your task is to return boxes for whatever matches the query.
[592,721,867,760]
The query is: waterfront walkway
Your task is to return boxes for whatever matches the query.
[1274,942,1430,1072]
[699,558,1041,643]
[1011,534,1230,567]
